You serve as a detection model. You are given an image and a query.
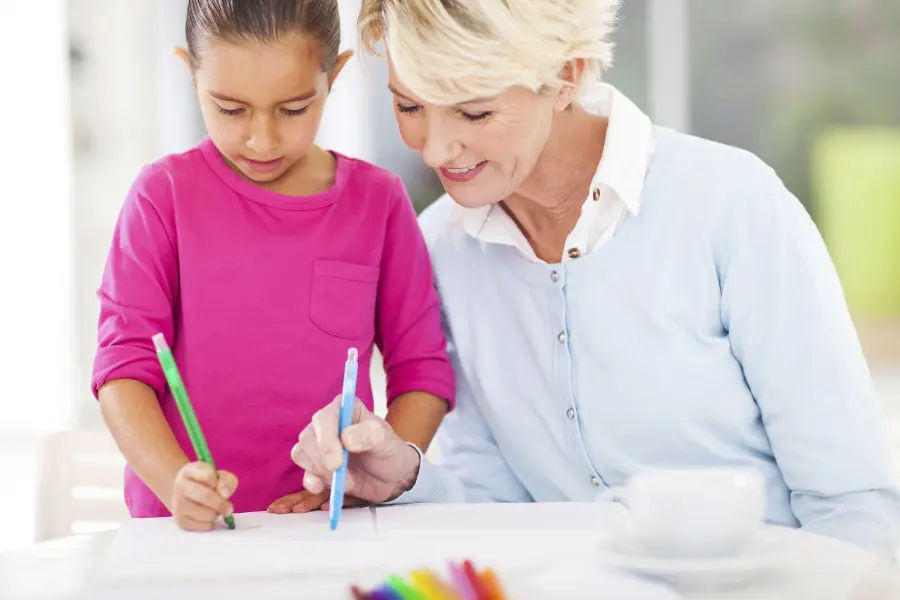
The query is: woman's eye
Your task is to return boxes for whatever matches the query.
[460,110,493,123]
[396,103,421,115]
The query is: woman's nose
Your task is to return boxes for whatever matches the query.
[420,117,463,168]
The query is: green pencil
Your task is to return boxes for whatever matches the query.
[153,333,235,530]
[385,575,426,600]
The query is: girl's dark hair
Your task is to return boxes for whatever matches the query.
[186,0,341,71]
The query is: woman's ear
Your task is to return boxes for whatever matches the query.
[174,46,191,70]
[328,50,355,89]
[555,58,587,112]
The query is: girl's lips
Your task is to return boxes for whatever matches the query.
[242,157,284,173]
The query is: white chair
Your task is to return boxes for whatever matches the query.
[34,429,129,542]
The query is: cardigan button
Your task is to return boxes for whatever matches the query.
[592,188,601,201]
[567,247,581,259]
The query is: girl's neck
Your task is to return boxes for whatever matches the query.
[233,145,337,197]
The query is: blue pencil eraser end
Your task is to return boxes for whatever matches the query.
[329,518,338,531]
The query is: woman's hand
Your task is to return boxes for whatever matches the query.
[289,397,422,504]
[267,490,368,514]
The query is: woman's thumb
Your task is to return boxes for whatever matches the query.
[341,420,386,453]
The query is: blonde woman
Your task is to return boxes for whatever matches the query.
[285,0,900,559]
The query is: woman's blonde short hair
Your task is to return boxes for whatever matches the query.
[359,0,620,105]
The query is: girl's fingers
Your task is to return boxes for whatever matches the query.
[180,497,221,525]
[215,470,238,500]
[320,495,368,512]
[268,492,307,514]
[292,490,329,513]
[179,461,217,486]
[182,479,232,517]
[176,512,216,532]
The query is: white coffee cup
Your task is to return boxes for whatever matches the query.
[598,467,766,559]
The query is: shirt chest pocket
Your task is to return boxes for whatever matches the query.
[309,260,380,341]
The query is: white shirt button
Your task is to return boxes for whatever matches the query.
[590,476,600,487]
[550,270,559,283]
[566,408,575,419]
[558,332,568,343]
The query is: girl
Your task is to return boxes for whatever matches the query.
[92,0,454,531]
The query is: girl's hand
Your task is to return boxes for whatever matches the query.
[266,491,368,514]
[171,461,238,531]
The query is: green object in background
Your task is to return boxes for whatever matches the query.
[812,128,900,317]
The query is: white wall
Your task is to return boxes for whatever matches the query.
[316,0,376,160]
[648,0,690,132]
[69,0,200,428]
[0,2,76,436]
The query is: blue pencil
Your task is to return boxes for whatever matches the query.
[329,347,358,530]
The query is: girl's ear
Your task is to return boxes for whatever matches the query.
[328,50,355,89]
[174,46,191,69]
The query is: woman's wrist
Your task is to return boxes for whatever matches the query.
[389,442,423,500]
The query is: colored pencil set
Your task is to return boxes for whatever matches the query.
[350,559,508,600]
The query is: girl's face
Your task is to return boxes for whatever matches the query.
[186,32,349,186]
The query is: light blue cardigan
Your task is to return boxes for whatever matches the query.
[394,127,900,560]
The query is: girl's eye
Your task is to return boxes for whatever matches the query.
[216,105,245,116]
[396,103,421,115]
[460,110,493,123]
[281,106,309,117]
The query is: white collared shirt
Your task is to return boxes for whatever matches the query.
[453,84,655,263]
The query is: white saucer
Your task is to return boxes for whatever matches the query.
[505,563,684,599]
[598,528,792,592]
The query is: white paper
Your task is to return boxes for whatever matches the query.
[78,566,682,600]
[367,502,613,575]
[230,508,377,540]
[92,503,625,589]
[78,568,681,600]
[374,501,610,542]
[75,579,353,600]
[508,562,684,599]
[94,509,378,585]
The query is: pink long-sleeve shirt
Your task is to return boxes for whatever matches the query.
[92,138,455,517]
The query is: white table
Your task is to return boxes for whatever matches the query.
[1,503,898,599]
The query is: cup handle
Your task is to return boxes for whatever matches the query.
[595,485,633,543]
[595,485,626,504]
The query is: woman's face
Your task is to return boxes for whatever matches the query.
[388,58,563,208]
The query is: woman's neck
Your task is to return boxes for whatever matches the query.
[503,105,608,263]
